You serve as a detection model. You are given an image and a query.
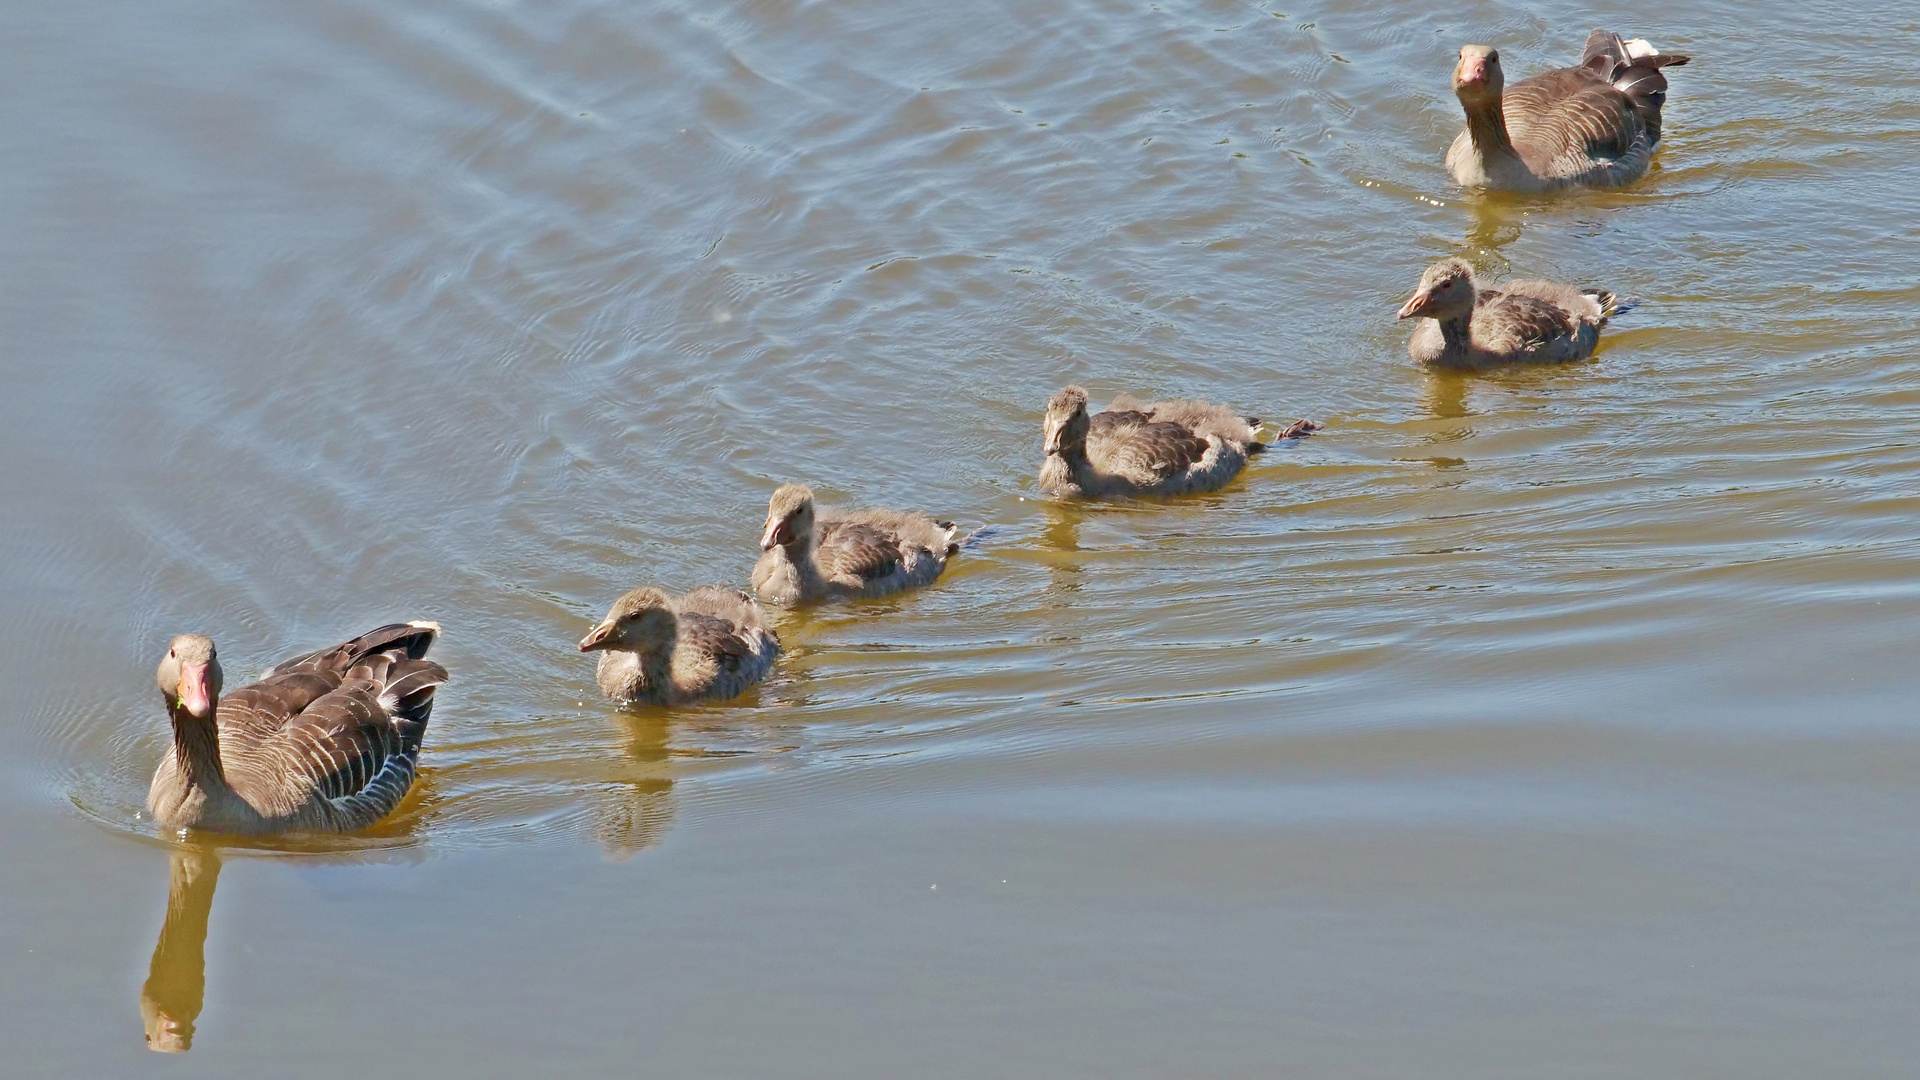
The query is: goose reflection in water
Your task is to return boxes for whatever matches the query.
[1464,197,1525,259]
[140,845,220,1053]
[594,713,676,861]
[1037,503,1085,588]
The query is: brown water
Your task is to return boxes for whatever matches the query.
[4,0,1919,1073]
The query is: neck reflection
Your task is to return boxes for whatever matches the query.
[140,845,221,1053]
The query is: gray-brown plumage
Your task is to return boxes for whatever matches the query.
[1039,385,1316,499]
[752,483,959,606]
[1446,30,1691,192]
[146,622,447,835]
[1397,257,1624,368]
[578,586,779,705]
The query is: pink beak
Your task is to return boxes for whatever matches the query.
[177,662,213,718]
[1396,291,1431,320]
[578,623,617,652]
[760,518,794,551]
[1457,57,1488,86]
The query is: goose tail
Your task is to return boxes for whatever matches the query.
[1583,288,1639,323]
[259,620,442,680]
[1582,29,1691,72]
[1582,29,1690,120]
[378,659,449,753]
[956,524,1005,551]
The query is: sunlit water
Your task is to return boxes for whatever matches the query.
[3,0,1919,1074]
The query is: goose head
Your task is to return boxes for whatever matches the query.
[1452,44,1504,107]
[156,635,223,720]
[1397,258,1478,321]
[1043,386,1091,458]
[760,484,817,551]
[579,588,677,654]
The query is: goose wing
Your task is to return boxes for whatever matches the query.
[676,612,753,670]
[815,521,906,585]
[1088,408,1156,438]
[222,626,446,826]
[260,622,440,679]
[1096,420,1210,485]
[215,670,344,742]
[265,680,408,806]
[1581,30,1690,134]
[1503,67,1644,176]
[1475,290,1580,358]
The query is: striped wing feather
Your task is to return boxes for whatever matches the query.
[1504,69,1645,179]
[265,682,403,806]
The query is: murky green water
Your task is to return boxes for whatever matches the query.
[4,0,1919,1074]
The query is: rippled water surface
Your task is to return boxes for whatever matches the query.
[4,0,1919,1073]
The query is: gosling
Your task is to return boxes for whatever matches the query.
[578,586,780,705]
[1397,257,1626,369]
[1039,385,1315,499]
[752,483,959,606]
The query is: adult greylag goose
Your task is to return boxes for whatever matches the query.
[147,622,447,835]
[1039,385,1316,499]
[578,586,779,704]
[1396,257,1625,368]
[1445,30,1691,191]
[752,483,959,606]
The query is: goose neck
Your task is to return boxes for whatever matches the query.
[167,704,226,791]
[1049,442,1094,489]
[1462,95,1516,158]
[637,639,676,699]
[783,536,827,589]
[1438,310,1474,354]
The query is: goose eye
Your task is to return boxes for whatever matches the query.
[1487,51,1499,62]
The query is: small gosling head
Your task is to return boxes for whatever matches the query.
[1043,386,1092,457]
[1397,258,1478,321]
[579,588,677,653]
[761,484,817,551]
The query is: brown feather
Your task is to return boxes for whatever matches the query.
[814,521,906,585]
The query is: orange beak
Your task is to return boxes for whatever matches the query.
[1456,56,1489,86]
[1396,290,1432,320]
[176,662,213,718]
